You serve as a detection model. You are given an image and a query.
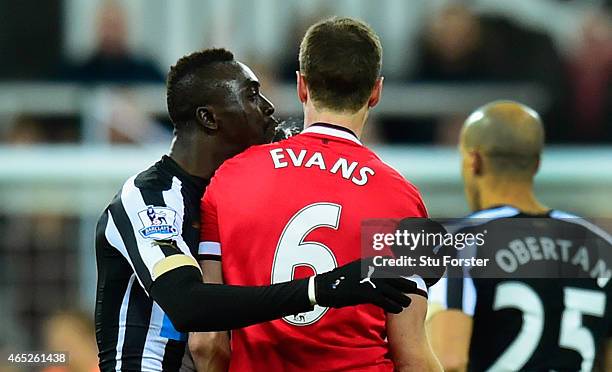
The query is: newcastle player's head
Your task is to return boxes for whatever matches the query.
[166,48,277,176]
[460,100,547,212]
[297,17,383,136]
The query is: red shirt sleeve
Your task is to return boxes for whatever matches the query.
[417,194,428,218]
[199,181,221,259]
[401,179,428,218]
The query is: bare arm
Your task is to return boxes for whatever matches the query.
[188,260,230,372]
[426,309,472,372]
[387,294,443,372]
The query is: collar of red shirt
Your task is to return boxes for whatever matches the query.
[302,122,363,146]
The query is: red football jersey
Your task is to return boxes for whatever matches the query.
[200,123,428,372]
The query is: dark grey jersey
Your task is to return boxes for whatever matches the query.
[430,206,612,372]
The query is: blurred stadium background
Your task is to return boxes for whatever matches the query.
[0,0,610,369]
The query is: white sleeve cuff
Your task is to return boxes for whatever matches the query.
[427,277,448,310]
[308,276,317,306]
[198,241,221,256]
[405,274,427,293]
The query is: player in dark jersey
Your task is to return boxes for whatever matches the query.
[95,48,419,372]
[428,101,612,371]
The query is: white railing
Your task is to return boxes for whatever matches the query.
[0,82,549,117]
[1,145,609,217]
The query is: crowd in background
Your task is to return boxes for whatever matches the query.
[0,0,610,146]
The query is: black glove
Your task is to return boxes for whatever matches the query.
[390,217,447,288]
[314,257,416,313]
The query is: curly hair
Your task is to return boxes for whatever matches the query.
[166,48,234,125]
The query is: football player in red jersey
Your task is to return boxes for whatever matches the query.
[195,17,443,371]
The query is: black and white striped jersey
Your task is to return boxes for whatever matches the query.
[429,206,612,371]
[95,155,207,372]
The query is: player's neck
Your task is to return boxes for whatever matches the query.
[303,103,367,138]
[478,178,549,214]
[168,135,224,180]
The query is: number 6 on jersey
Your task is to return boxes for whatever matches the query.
[271,202,341,326]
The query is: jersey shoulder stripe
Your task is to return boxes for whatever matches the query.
[550,210,612,245]
[106,174,187,292]
[108,188,154,290]
[446,206,521,234]
[468,205,520,219]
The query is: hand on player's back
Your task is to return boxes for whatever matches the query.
[314,257,416,313]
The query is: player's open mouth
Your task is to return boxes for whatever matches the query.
[265,117,280,135]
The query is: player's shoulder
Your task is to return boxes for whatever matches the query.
[363,150,423,195]
[131,159,178,192]
[466,205,522,219]
[109,172,184,235]
[548,210,612,245]
[113,163,182,208]
[447,205,522,231]
[212,139,295,177]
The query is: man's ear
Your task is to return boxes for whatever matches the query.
[367,77,384,109]
[296,72,308,104]
[470,150,483,176]
[195,106,218,131]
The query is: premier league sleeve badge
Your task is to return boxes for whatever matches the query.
[137,206,180,240]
